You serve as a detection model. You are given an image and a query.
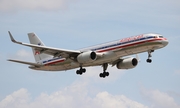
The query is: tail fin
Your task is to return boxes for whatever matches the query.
[28,33,52,62]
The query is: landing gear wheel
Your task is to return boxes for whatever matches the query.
[146,50,154,63]
[82,68,86,73]
[99,72,109,78]
[76,67,86,75]
[76,70,83,75]
[105,72,109,76]
[99,63,110,78]
[99,73,105,78]
[76,70,79,74]
[146,59,152,63]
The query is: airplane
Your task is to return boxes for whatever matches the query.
[7,31,168,78]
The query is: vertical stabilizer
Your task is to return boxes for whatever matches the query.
[28,33,52,62]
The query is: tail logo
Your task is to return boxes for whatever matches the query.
[38,43,41,46]
[35,50,40,55]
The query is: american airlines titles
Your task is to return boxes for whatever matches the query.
[120,35,143,43]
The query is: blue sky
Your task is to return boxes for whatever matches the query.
[0,0,180,108]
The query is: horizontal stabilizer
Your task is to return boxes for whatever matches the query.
[8,59,41,67]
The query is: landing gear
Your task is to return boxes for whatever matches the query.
[146,59,152,63]
[76,66,86,75]
[146,50,154,63]
[99,72,109,78]
[99,63,109,78]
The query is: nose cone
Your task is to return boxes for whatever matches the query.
[162,39,169,47]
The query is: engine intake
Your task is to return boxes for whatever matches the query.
[116,57,138,69]
[77,51,97,64]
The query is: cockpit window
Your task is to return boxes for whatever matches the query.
[159,36,163,38]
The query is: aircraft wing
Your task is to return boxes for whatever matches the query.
[8,31,81,58]
[8,59,41,67]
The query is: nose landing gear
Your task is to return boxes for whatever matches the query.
[146,50,154,63]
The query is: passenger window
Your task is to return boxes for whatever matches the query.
[159,36,163,38]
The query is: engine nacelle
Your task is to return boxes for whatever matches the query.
[77,51,97,64]
[116,57,138,69]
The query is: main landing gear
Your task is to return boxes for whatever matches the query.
[99,63,109,78]
[76,66,86,75]
[146,50,154,63]
[76,63,109,78]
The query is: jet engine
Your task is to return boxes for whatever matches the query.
[77,51,97,64]
[116,57,138,69]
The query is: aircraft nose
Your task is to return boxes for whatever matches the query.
[162,39,169,47]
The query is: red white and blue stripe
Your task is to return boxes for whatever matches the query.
[43,57,66,66]
[91,36,166,53]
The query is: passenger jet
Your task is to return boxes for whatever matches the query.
[8,31,168,78]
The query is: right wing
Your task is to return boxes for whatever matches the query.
[8,31,81,58]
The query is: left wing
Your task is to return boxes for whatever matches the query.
[8,31,81,58]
